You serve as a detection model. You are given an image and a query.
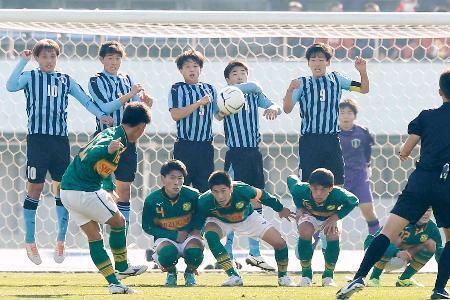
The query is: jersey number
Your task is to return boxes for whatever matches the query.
[47,85,58,97]
[27,166,36,180]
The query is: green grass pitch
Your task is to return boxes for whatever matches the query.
[0,272,440,299]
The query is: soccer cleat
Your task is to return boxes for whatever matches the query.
[145,248,154,262]
[298,276,313,287]
[322,277,337,287]
[184,272,197,287]
[53,241,66,264]
[336,277,365,299]
[431,288,450,299]
[366,278,381,287]
[108,283,136,294]
[222,275,243,287]
[395,278,424,287]
[245,255,276,272]
[25,243,42,265]
[116,264,148,280]
[278,275,296,286]
[165,272,177,287]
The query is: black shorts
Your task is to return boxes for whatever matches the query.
[298,133,344,185]
[115,142,137,182]
[391,167,450,228]
[173,140,214,193]
[26,134,70,183]
[224,148,265,189]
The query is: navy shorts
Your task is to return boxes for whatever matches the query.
[224,147,265,189]
[114,142,137,182]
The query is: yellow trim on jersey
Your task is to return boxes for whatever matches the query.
[153,214,192,230]
[94,159,118,177]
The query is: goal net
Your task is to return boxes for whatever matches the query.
[0,10,448,260]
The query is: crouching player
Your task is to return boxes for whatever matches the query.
[365,208,443,287]
[142,159,204,287]
[60,103,150,294]
[288,168,359,287]
[194,171,296,286]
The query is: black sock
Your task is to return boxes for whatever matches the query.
[354,234,390,279]
[435,242,450,290]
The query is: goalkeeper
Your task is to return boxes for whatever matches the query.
[365,208,443,288]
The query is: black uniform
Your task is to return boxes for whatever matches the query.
[391,102,450,228]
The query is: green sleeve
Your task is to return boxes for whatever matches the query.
[428,223,443,261]
[141,196,178,242]
[259,189,283,212]
[287,175,306,209]
[79,141,110,163]
[336,189,359,219]
[192,195,210,231]
[101,175,115,192]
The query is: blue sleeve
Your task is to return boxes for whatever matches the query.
[235,82,262,94]
[127,75,140,102]
[257,92,275,109]
[6,58,30,92]
[335,72,352,91]
[69,77,106,119]
[88,76,122,114]
[168,85,179,110]
[291,78,303,104]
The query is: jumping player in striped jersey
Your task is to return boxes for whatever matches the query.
[88,41,153,231]
[283,43,369,186]
[215,60,281,272]
[168,49,218,193]
[6,39,113,265]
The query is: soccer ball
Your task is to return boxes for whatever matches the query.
[217,86,245,115]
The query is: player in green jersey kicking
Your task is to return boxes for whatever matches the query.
[287,168,359,287]
[60,103,151,294]
[365,208,443,288]
[142,159,204,287]
[194,171,296,287]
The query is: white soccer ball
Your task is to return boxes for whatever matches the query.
[217,86,245,115]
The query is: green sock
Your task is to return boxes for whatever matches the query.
[275,244,289,278]
[298,238,313,279]
[184,247,204,273]
[370,255,390,279]
[399,250,434,280]
[109,226,128,272]
[158,244,179,273]
[89,239,119,284]
[323,240,340,279]
[205,231,238,277]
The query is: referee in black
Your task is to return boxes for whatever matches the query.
[337,70,450,299]
[283,43,369,185]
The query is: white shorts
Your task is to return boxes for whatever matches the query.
[297,214,342,234]
[205,211,273,239]
[60,189,118,226]
[152,236,203,267]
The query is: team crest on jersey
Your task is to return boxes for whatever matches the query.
[57,75,67,85]
[183,202,192,211]
[420,234,428,243]
[236,201,244,209]
[351,138,361,149]
[303,200,313,210]
[326,205,336,211]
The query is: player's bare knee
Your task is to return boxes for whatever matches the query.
[185,239,204,250]
[326,233,339,241]
[271,238,287,250]
[27,183,44,199]
[298,223,314,240]
[107,212,126,228]
[115,180,131,201]
[203,222,222,237]
[156,241,173,253]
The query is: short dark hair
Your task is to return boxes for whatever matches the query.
[175,49,205,70]
[305,43,333,61]
[364,2,380,12]
[224,60,249,79]
[208,171,232,189]
[161,159,188,177]
[33,39,60,57]
[99,41,125,58]
[339,98,359,115]
[121,102,151,126]
[309,168,334,188]
[439,69,450,100]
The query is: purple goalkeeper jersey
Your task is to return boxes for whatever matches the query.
[339,124,373,176]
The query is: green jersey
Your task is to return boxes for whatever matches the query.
[61,126,127,192]
[142,186,200,242]
[366,220,443,260]
[194,181,284,230]
[287,175,359,221]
